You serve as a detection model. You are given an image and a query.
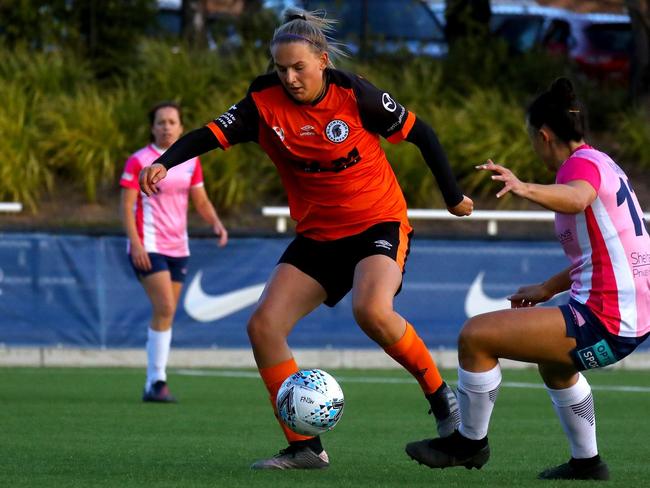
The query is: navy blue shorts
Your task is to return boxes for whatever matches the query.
[129,252,189,283]
[560,299,649,370]
[278,221,413,307]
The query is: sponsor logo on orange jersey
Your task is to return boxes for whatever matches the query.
[300,125,316,136]
[382,92,397,112]
[374,239,393,250]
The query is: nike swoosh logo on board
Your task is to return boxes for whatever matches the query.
[464,271,511,317]
[183,270,266,322]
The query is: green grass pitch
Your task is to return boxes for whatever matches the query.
[1,366,648,487]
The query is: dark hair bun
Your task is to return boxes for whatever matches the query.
[549,77,576,108]
[283,8,307,23]
[286,13,306,22]
[527,77,585,142]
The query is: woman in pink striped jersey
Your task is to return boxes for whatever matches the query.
[120,101,228,403]
[406,78,650,480]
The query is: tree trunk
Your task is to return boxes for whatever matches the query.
[182,0,207,48]
[626,0,650,102]
[444,0,491,45]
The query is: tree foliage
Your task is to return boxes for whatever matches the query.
[0,0,157,77]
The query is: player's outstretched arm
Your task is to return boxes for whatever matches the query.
[476,160,596,213]
[138,126,222,196]
[405,117,473,216]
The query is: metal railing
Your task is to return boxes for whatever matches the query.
[0,202,22,213]
[262,206,650,236]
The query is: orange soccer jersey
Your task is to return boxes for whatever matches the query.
[207,69,415,241]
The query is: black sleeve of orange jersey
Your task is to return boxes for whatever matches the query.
[156,127,222,170]
[406,117,464,207]
[155,95,259,170]
[352,75,411,140]
[207,95,259,149]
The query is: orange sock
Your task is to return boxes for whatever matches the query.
[384,322,443,395]
[259,357,313,442]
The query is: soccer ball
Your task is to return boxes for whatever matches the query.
[276,369,345,436]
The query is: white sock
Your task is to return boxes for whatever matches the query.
[457,364,502,440]
[146,328,172,390]
[546,373,598,459]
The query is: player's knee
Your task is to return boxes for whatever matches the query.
[458,317,486,357]
[352,302,390,335]
[246,309,283,345]
[154,299,176,320]
[246,312,267,344]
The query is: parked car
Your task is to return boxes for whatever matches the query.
[489,3,633,81]
[426,2,632,82]
[554,13,632,82]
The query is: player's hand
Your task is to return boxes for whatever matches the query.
[508,283,551,308]
[139,163,167,197]
[448,195,474,216]
[213,219,228,248]
[130,244,152,271]
[476,159,527,199]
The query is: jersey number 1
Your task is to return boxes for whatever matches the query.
[616,177,645,237]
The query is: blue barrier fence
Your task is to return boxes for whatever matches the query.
[1,233,645,349]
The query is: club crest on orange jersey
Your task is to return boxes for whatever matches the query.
[325,119,349,143]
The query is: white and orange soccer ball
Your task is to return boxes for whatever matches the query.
[276,369,345,436]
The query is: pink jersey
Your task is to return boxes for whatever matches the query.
[555,145,650,337]
[120,144,203,257]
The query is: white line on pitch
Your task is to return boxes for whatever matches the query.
[173,369,650,393]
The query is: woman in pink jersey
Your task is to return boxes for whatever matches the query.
[120,101,228,403]
[406,78,650,480]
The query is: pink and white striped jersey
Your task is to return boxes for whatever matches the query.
[120,144,203,257]
[555,144,650,338]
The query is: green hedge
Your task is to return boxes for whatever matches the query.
[2,40,648,212]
